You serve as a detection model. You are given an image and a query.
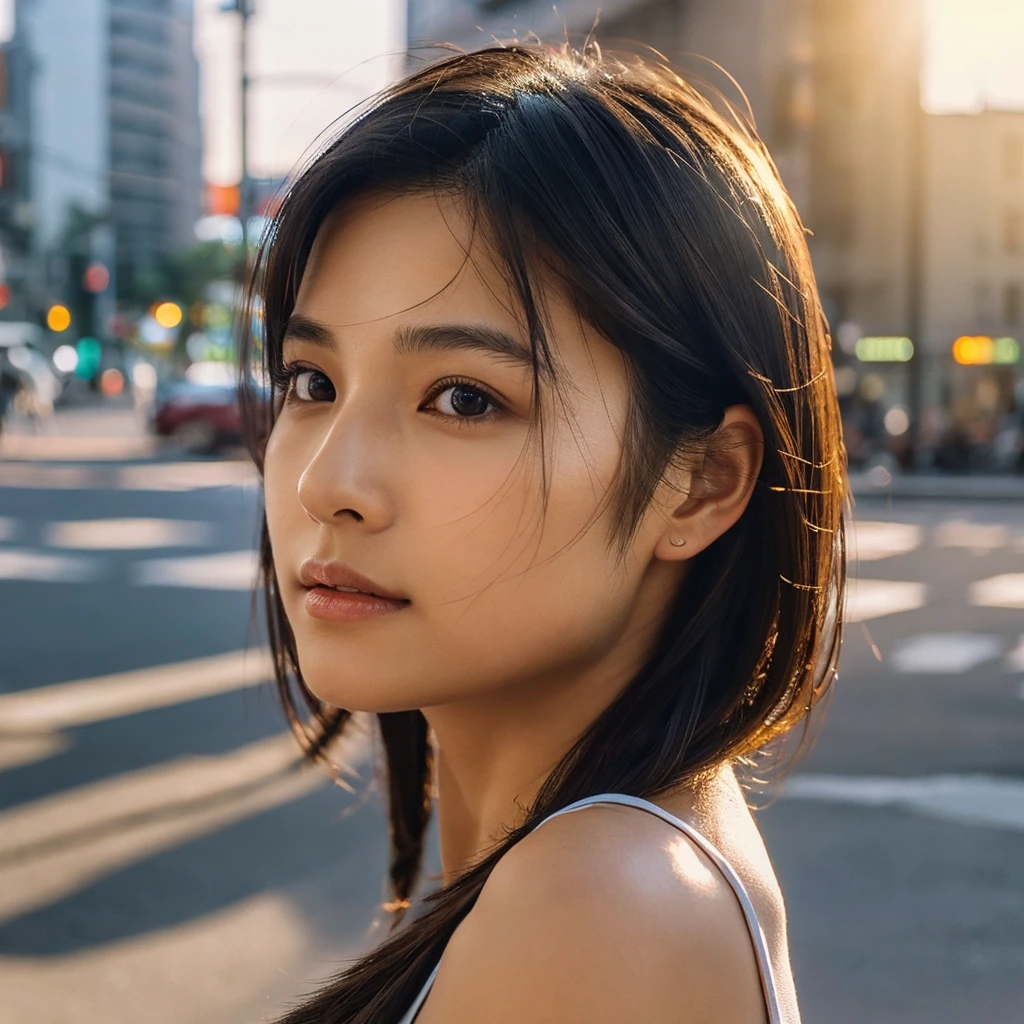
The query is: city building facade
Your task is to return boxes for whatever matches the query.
[406,0,930,465]
[12,0,201,326]
[921,109,1024,468]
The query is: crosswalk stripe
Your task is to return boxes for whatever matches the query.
[42,518,215,550]
[890,632,1003,674]
[843,578,927,622]
[0,548,103,583]
[848,521,922,561]
[0,460,258,492]
[0,724,371,924]
[781,772,1024,833]
[934,520,1012,552]
[0,648,274,731]
[132,550,258,590]
[969,573,1024,610]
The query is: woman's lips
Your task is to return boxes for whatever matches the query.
[304,585,410,622]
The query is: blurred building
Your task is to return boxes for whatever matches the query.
[0,24,36,320]
[408,0,927,465]
[407,0,923,331]
[407,0,814,206]
[921,109,1024,470]
[13,0,202,324]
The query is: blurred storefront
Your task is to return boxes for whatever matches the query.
[922,111,1024,472]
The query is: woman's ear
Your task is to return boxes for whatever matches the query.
[654,405,764,561]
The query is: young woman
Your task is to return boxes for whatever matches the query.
[240,42,845,1024]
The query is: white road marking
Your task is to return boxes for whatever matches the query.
[890,632,1003,674]
[848,521,922,562]
[0,548,103,583]
[0,648,273,732]
[0,434,156,461]
[969,573,1024,610]
[0,461,258,492]
[0,731,70,771]
[117,461,258,492]
[0,516,15,541]
[133,550,258,590]
[782,773,1024,833]
[43,518,215,551]
[934,519,1011,552]
[0,725,371,923]
[843,578,927,622]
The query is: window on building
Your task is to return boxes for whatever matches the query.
[1005,209,1024,254]
[1004,283,1023,326]
[1007,135,1024,180]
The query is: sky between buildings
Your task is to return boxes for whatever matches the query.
[0,0,1021,186]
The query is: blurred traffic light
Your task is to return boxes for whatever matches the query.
[47,304,72,332]
[153,301,183,328]
[75,336,102,380]
[83,262,110,294]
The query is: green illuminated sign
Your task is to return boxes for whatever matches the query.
[854,336,914,363]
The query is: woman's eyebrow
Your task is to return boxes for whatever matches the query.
[395,323,543,375]
[283,315,546,378]
[283,313,335,347]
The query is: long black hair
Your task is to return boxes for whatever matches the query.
[238,42,846,1023]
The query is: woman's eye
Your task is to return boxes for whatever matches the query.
[430,382,496,420]
[292,368,335,402]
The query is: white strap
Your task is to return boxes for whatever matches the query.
[538,793,784,1024]
[398,792,785,1024]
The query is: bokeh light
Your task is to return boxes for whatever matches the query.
[153,301,184,329]
[52,345,79,374]
[46,304,72,332]
[884,405,911,436]
[100,368,125,397]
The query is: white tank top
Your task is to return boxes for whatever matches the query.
[396,792,785,1023]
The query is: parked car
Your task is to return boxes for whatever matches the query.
[152,379,242,454]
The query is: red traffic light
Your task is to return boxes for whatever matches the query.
[83,262,110,294]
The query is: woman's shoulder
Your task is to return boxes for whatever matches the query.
[415,798,771,1023]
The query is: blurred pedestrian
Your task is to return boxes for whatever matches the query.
[241,43,845,1024]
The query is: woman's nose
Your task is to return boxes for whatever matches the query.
[295,406,396,530]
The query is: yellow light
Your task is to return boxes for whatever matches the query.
[153,301,183,329]
[953,335,995,365]
[854,336,914,362]
[46,304,72,332]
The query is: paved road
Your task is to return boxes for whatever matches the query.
[1,404,1022,1023]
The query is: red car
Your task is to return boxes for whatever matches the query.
[153,380,242,454]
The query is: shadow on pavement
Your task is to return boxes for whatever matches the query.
[0,782,391,958]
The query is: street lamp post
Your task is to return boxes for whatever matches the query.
[219,0,255,246]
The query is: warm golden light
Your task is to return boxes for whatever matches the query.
[953,335,1021,365]
[953,335,992,364]
[46,304,72,332]
[153,301,184,329]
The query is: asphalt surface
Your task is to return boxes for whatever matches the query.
[1,404,1022,1023]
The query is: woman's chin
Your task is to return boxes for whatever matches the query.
[302,679,432,716]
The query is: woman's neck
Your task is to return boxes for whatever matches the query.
[423,572,683,884]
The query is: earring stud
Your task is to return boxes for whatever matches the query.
[669,536,687,547]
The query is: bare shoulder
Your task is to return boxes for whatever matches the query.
[416,803,769,1024]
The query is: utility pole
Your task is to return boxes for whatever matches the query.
[220,0,255,248]
[904,12,926,470]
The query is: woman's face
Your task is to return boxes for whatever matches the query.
[263,192,682,713]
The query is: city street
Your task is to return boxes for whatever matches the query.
[1,404,1022,1024]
